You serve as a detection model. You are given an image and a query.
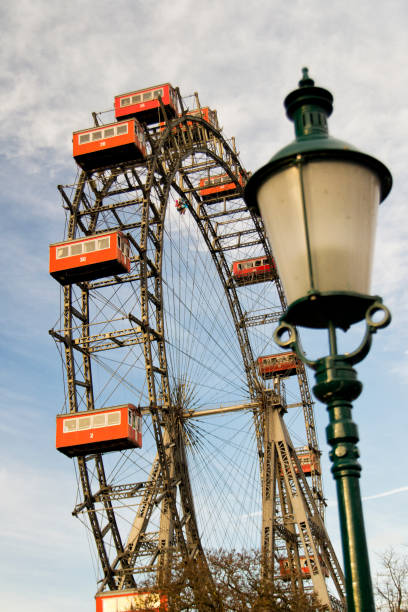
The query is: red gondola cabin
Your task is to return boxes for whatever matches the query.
[257,352,299,380]
[73,119,146,171]
[296,447,321,476]
[279,556,328,580]
[56,404,142,458]
[159,107,218,136]
[49,230,131,285]
[199,173,245,202]
[232,256,277,286]
[281,447,321,478]
[95,589,168,611]
[114,83,178,124]
[188,106,218,127]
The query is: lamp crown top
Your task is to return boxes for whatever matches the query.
[284,69,333,139]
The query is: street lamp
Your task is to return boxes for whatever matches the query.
[244,68,392,612]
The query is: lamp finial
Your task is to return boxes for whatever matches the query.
[299,67,315,88]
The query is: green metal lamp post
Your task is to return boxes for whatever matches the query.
[244,69,392,612]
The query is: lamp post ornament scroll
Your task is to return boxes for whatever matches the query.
[244,68,392,612]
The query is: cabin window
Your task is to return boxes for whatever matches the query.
[121,97,131,107]
[255,260,261,266]
[84,241,95,253]
[116,124,128,136]
[153,88,163,99]
[79,133,90,144]
[61,409,124,434]
[103,128,115,139]
[56,246,69,259]
[78,416,91,430]
[93,414,106,428]
[143,91,152,101]
[63,418,77,433]
[97,237,110,250]
[71,243,83,256]
[132,94,142,104]
[92,131,102,141]
[107,411,121,426]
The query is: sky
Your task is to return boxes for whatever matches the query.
[1,0,407,610]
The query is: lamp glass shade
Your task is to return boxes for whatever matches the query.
[257,159,381,307]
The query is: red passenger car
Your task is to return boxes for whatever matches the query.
[296,447,321,476]
[159,106,218,135]
[232,256,276,286]
[199,173,244,202]
[95,589,168,611]
[279,556,328,580]
[73,119,146,171]
[185,106,218,127]
[257,352,299,379]
[114,83,178,124]
[56,404,142,458]
[49,230,131,285]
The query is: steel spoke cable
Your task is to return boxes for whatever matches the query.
[161,267,241,384]
[89,351,147,405]
[158,332,245,400]
[185,416,260,549]
[162,212,238,336]
[161,261,243,377]
[161,278,244,391]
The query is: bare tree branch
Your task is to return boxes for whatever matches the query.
[138,549,325,611]
[376,548,408,611]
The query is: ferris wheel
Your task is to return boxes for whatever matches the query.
[49,83,345,610]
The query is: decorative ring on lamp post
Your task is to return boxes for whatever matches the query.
[274,301,391,369]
